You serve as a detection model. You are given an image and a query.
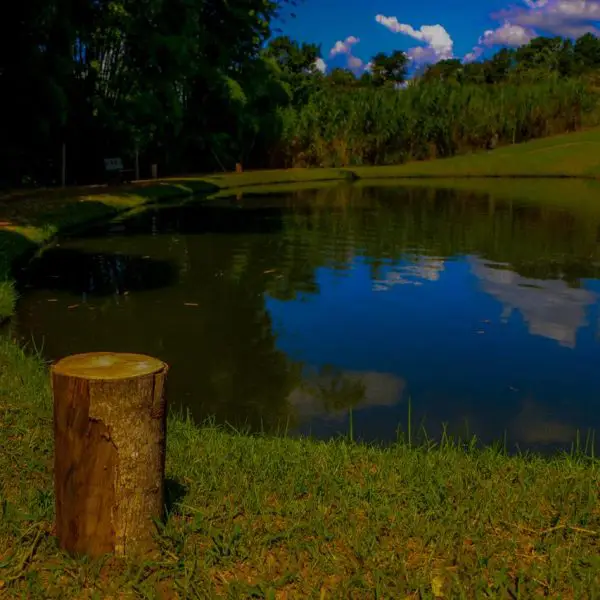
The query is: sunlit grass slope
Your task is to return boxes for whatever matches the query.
[352,127,600,179]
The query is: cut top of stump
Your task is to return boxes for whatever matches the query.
[52,352,167,381]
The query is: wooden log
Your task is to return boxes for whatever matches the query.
[51,352,168,558]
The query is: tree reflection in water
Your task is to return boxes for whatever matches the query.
[13,181,600,451]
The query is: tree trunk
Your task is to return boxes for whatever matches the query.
[51,352,169,558]
[61,143,66,187]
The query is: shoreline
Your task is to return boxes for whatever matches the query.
[3,121,600,320]
[0,170,360,323]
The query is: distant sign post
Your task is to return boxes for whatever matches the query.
[61,143,66,188]
[103,158,133,184]
[104,157,124,172]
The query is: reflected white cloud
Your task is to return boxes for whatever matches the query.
[373,257,445,292]
[288,370,404,420]
[470,257,596,348]
[511,399,577,445]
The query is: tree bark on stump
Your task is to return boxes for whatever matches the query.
[51,352,168,558]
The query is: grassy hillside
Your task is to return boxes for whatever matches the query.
[352,127,600,179]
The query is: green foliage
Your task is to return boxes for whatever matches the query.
[422,58,463,83]
[276,77,598,167]
[370,50,409,86]
[264,35,320,75]
[3,5,600,186]
[575,33,600,72]
[327,67,358,87]
[0,0,295,185]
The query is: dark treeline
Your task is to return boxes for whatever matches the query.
[3,0,600,188]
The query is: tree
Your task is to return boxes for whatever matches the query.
[327,67,357,87]
[264,35,323,104]
[0,0,299,184]
[574,33,600,72]
[461,61,487,85]
[485,47,516,83]
[0,0,73,185]
[422,59,462,83]
[265,35,321,74]
[513,36,575,78]
[370,50,409,87]
[358,71,374,87]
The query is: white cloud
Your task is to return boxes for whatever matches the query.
[470,256,596,348]
[463,46,484,63]
[372,258,445,292]
[329,35,360,57]
[464,22,535,64]
[314,57,326,73]
[523,0,549,7]
[479,22,537,46]
[328,34,369,74]
[495,0,600,38]
[463,0,600,65]
[347,55,364,69]
[375,14,454,65]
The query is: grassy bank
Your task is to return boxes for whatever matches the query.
[0,169,354,320]
[351,127,600,179]
[1,338,599,598]
[176,127,600,200]
[4,126,600,319]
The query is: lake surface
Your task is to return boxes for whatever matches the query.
[13,182,600,452]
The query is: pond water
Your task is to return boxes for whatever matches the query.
[13,182,600,452]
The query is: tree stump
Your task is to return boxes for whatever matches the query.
[51,352,169,558]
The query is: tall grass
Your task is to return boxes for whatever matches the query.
[277,77,600,167]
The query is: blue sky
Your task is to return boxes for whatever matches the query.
[275,0,600,73]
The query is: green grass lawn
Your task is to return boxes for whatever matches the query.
[351,127,600,179]
[1,338,599,598]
